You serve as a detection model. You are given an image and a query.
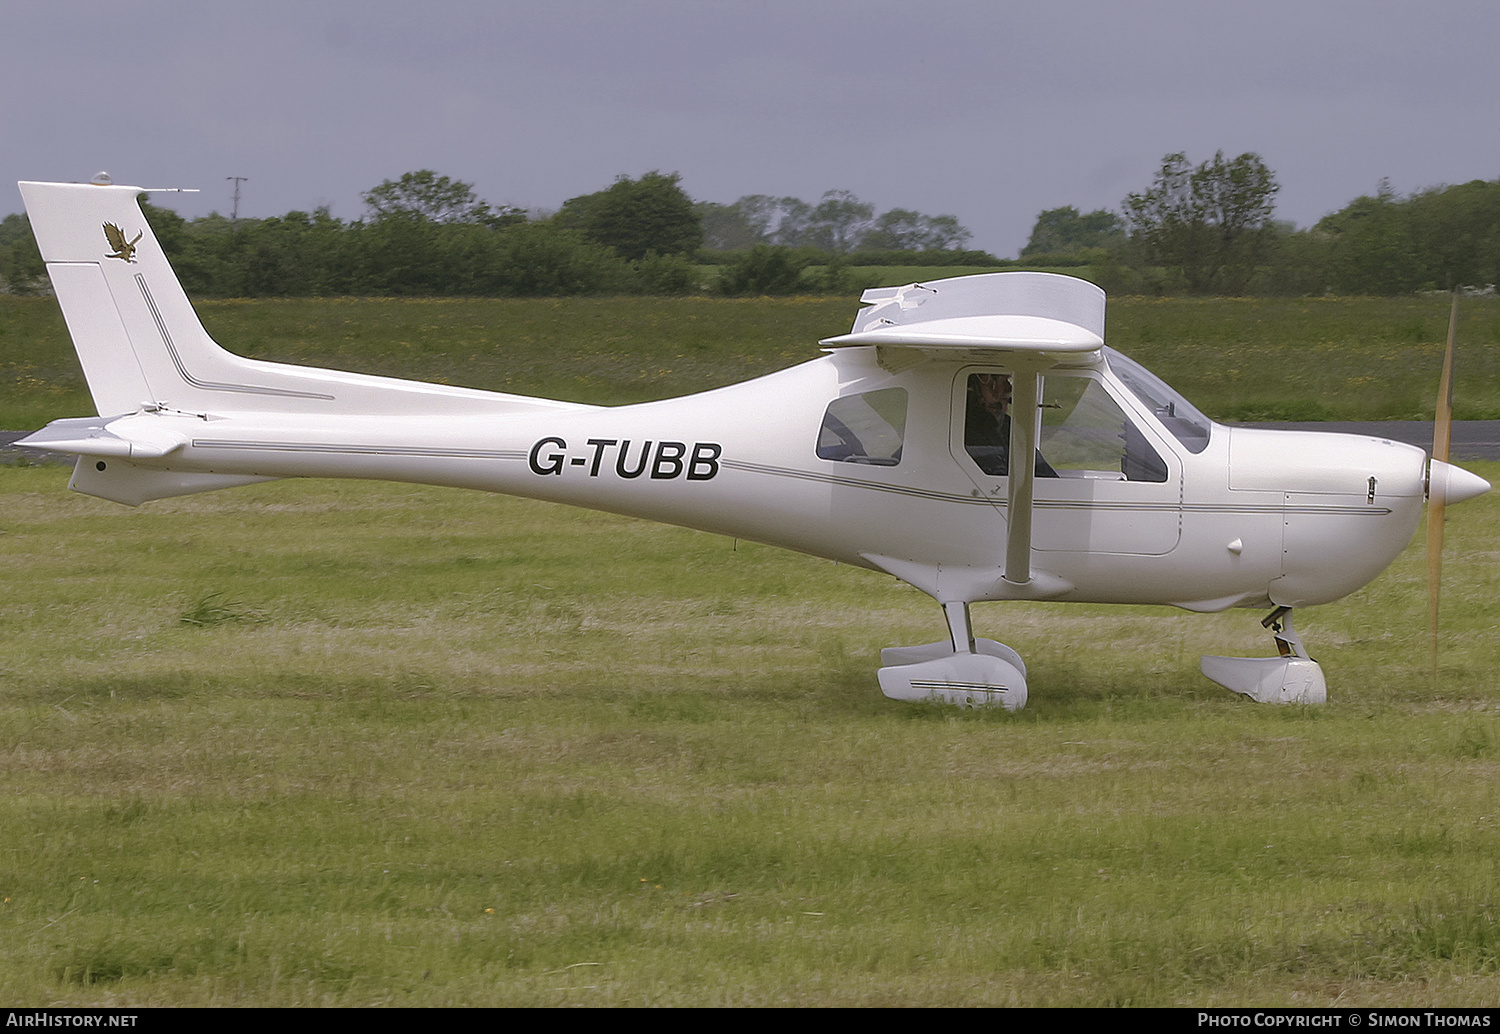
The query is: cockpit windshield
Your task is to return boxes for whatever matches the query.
[1105,347,1213,454]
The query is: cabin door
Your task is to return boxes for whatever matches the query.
[951,367,1182,556]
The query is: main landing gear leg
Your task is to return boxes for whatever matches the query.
[875,601,1030,710]
[1200,606,1328,704]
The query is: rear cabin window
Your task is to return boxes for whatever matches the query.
[817,388,907,466]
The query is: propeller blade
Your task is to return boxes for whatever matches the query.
[1427,292,1458,683]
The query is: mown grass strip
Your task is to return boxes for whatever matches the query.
[4,293,1499,428]
[1,466,1496,1005]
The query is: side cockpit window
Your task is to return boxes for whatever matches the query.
[1039,375,1169,483]
[817,387,907,466]
[962,372,1058,478]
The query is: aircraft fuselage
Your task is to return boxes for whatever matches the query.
[71,345,1430,615]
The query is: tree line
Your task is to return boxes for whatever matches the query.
[698,191,975,253]
[1020,152,1500,297]
[0,171,990,298]
[3,161,1497,297]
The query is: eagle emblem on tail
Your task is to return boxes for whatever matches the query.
[103,222,142,263]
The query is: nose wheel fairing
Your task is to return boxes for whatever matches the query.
[1200,607,1327,705]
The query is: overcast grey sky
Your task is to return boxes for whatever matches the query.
[4,0,1497,257]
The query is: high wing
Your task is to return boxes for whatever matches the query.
[822,272,1104,358]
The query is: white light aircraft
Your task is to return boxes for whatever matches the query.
[15,179,1492,710]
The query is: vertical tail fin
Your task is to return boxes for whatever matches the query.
[20,180,572,418]
[21,180,350,416]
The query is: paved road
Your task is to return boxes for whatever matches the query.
[6,422,1500,464]
[1241,421,1500,461]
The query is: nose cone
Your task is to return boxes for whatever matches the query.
[1428,459,1491,506]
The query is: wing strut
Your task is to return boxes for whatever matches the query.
[1003,369,1042,585]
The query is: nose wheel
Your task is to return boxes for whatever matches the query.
[1201,607,1327,704]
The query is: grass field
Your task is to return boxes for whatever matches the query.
[3,292,1500,429]
[1,290,1497,1005]
[1,463,1497,1006]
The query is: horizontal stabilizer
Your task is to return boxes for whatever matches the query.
[16,415,186,459]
